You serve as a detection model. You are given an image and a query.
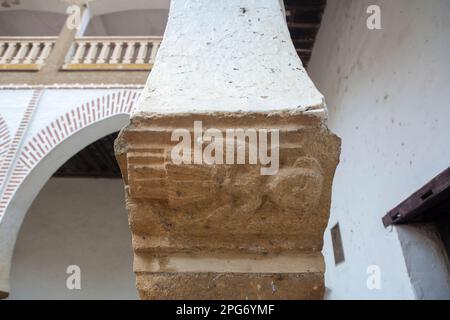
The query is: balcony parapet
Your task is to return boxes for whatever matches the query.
[0,37,57,71]
[62,36,162,71]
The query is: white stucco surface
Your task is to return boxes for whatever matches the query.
[9,178,138,300]
[85,9,169,36]
[25,89,129,138]
[0,90,35,136]
[308,0,450,299]
[135,0,326,116]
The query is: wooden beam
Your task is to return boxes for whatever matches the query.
[383,167,450,227]
[287,22,320,29]
[61,63,153,71]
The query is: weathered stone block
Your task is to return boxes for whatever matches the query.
[115,0,341,300]
[116,113,340,299]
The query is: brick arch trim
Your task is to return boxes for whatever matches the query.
[0,89,140,220]
[0,115,11,189]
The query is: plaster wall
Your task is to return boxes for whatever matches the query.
[308,0,450,299]
[85,9,169,36]
[0,0,170,16]
[8,178,138,300]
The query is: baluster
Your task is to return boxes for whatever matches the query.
[23,42,40,64]
[123,41,136,64]
[135,41,148,64]
[84,41,98,64]
[96,41,110,64]
[149,41,161,64]
[11,42,28,64]
[36,41,53,65]
[70,42,86,64]
[0,42,17,64]
[0,42,6,57]
[110,41,123,64]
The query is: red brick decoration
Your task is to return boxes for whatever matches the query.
[0,89,139,220]
[0,114,11,190]
[0,90,41,217]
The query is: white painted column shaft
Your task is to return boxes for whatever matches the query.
[134,0,327,117]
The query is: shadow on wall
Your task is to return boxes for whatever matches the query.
[9,178,138,300]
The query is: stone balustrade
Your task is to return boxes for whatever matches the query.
[0,37,57,71]
[63,36,162,70]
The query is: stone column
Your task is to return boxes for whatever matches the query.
[115,0,340,300]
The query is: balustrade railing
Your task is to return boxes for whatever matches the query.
[63,36,162,70]
[0,37,57,71]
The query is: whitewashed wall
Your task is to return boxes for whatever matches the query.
[8,178,138,300]
[85,9,169,36]
[0,11,65,36]
[309,0,450,299]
